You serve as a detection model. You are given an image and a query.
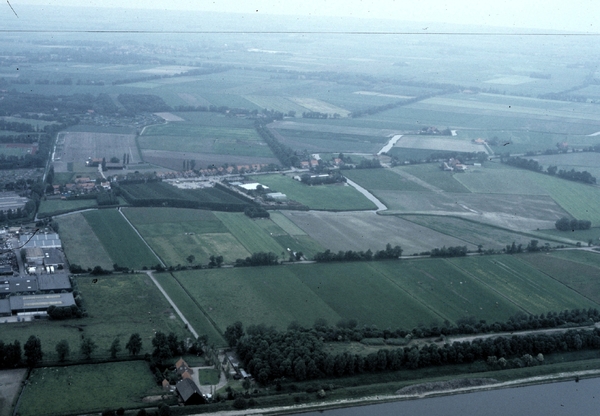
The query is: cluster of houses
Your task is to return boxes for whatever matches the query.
[441,158,469,172]
[50,177,111,196]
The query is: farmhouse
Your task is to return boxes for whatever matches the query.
[176,378,205,406]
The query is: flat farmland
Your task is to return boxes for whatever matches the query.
[243,95,309,114]
[533,152,600,179]
[402,215,561,251]
[269,120,400,138]
[18,362,158,416]
[519,251,600,304]
[141,149,279,171]
[257,174,376,211]
[270,128,388,153]
[0,274,188,362]
[0,369,26,416]
[393,135,489,154]
[83,209,159,269]
[454,166,549,195]
[122,207,250,265]
[37,198,98,216]
[289,97,351,117]
[342,168,428,192]
[56,212,113,269]
[280,210,476,255]
[215,212,287,255]
[376,191,567,230]
[168,252,598,333]
[393,164,471,193]
[448,256,599,314]
[53,131,140,173]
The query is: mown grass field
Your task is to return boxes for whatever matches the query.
[0,274,189,362]
[343,168,428,192]
[83,210,159,269]
[257,174,377,211]
[401,215,561,250]
[56,212,114,269]
[395,163,472,193]
[272,128,387,153]
[120,208,324,265]
[38,198,98,216]
[164,252,598,334]
[18,362,158,416]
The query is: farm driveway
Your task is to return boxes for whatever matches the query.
[344,178,387,211]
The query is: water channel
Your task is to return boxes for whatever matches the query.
[288,377,600,416]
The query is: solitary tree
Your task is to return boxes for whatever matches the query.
[186,255,195,264]
[56,340,70,362]
[24,335,43,367]
[152,331,172,363]
[126,333,143,356]
[80,337,97,360]
[109,338,121,359]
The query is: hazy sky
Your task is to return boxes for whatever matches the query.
[13,0,600,33]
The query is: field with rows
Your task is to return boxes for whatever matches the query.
[257,174,377,211]
[121,207,324,266]
[343,168,427,192]
[162,252,599,334]
[82,209,159,269]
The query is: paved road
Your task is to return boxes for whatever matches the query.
[143,270,199,339]
[344,178,387,211]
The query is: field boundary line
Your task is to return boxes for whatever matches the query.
[145,271,198,339]
[444,258,531,315]
[168,272,226,339]
[367,262,450,322]
[117,207,165,267]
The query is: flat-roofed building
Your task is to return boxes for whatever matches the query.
[0,277,38,294]
[25,247,45,265]
[43,248,64,268]
[20,233,61,249]
[37,274,71,292]
[0,298,10,316]
[9,293,75,314]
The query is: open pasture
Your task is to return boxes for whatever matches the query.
[56,212,114,269]
[257,174,376,211]
[269,120,399,137]
[270,127,387,153]
[83,209,159,269]
[393,164,472,193]
[0,274,189,363]
[53,131,140,173]
[393,135,489,154]
[167,252,599,333]
[289,97,351,117]
[141,149,279,171]
[37,198,98,217]
[519,251,600,304]
[18,362,158,416]
[402,215,561,251]
[215,212,287,255]
[342,168,428,192]
[532,152,600,179]
[279,210,476,255]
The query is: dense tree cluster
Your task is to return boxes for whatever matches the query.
[502,156,597,185]
[96,191,119,206]
[234,252,279,267]
[555,217,592,231]
[0,90,118,116]
[314,244,403,263]
[244,206,270,218]
[0,340,22,368]
[355,159,382,169]
[233,310,600,383]
[254,122,299,168]
[300,173,345,185]
[430,246,468,258]
[117,94,171,113]
[302,111,329,119]
[47,304,84,320]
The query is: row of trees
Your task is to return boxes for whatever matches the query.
[234,252,279,267]
[244,206,270,218]
[254,122,299,168]
[314,244,403,263]
[555,217,592,231]
[502,156,597,185]
[299,173,345,185]
[430,245,468,258]
[232,321,600,383]
[0,333,145,368]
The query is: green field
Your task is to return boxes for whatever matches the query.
[38,198,98,216]
[56,212,114,269]
[161,253,599,334]
[257,174,376,211]
[401,215,562,250]
[18,362,158,416]
[83,210,159,269]
[0,274,189,362]
[538,227,600,244]
[273,128,387,153]
[395,163,472,193]
[121,207,324,265]
[343,168,428,192]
